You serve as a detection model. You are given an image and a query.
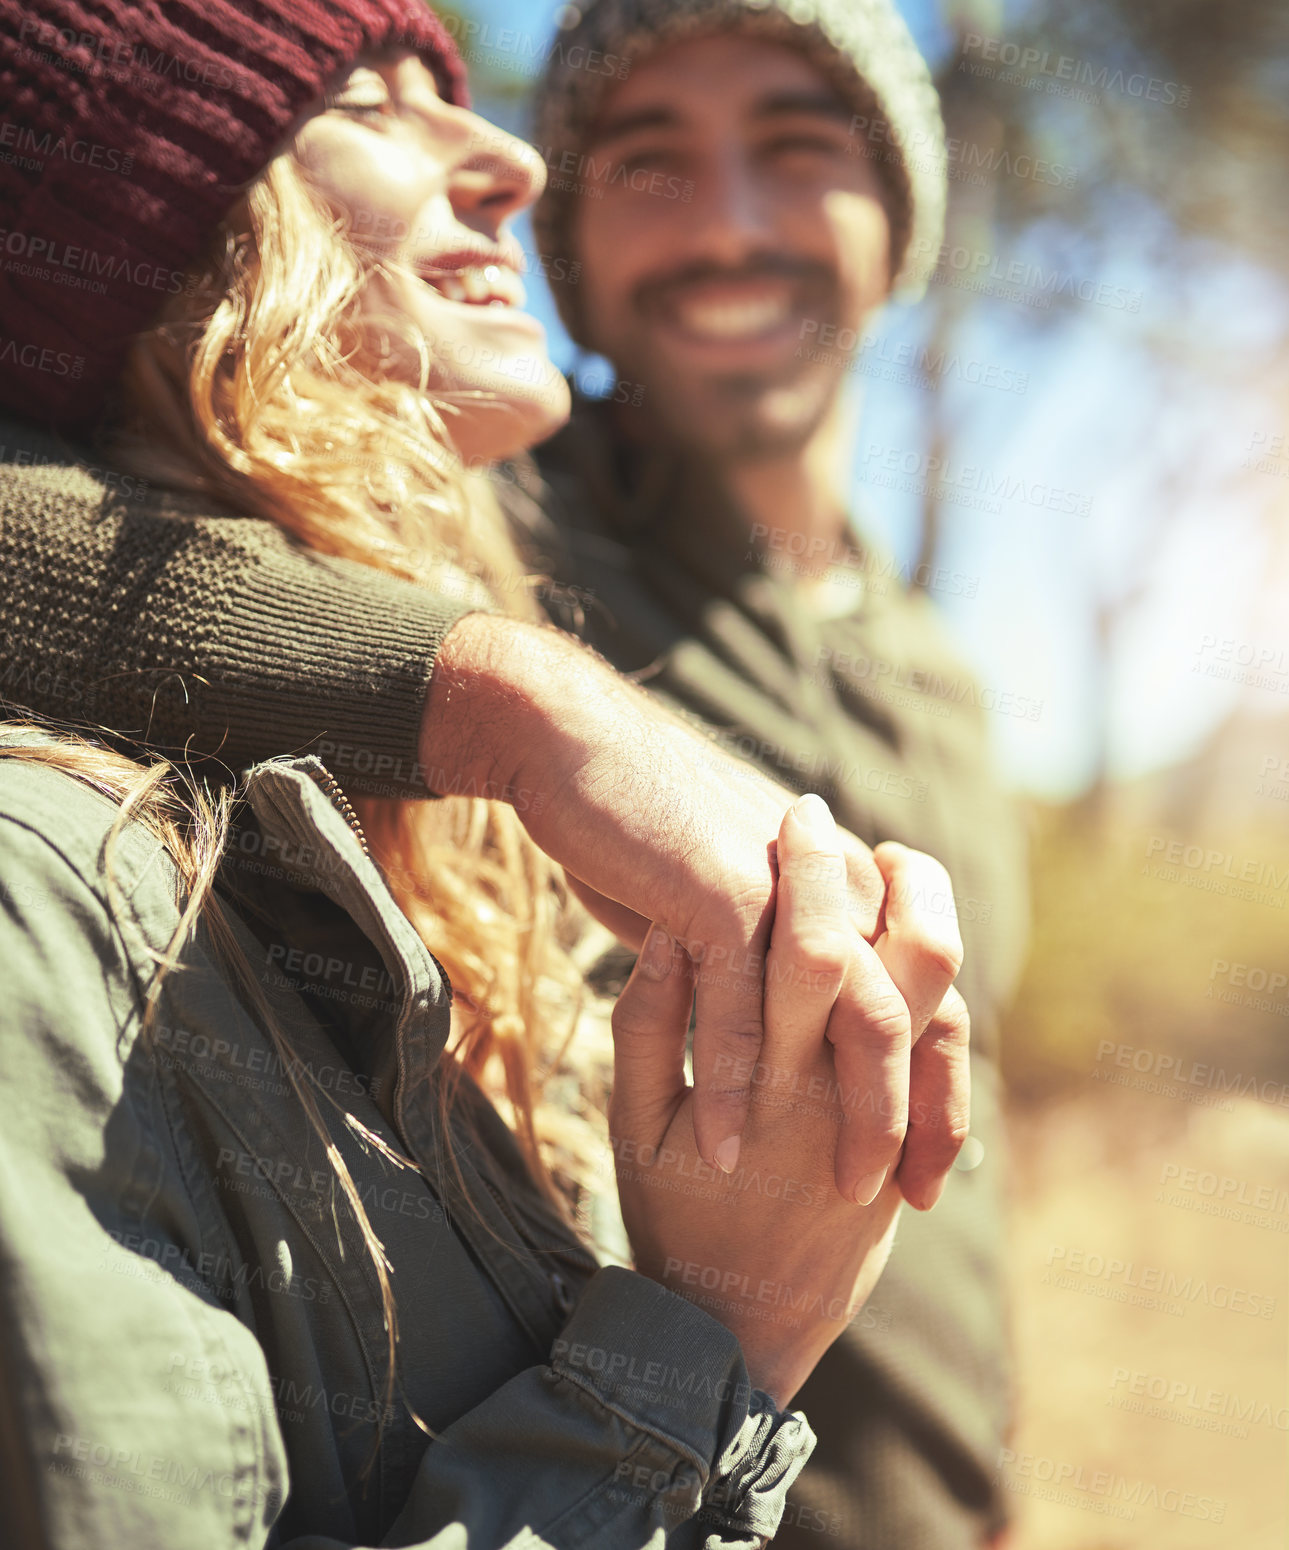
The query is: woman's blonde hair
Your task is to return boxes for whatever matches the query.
[72,136,612,1459]
[0,724,430,1466]
[104,151,601,1198]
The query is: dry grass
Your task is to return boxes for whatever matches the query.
[1002,1088,1289,1548]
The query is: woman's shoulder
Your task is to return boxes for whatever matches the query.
[0,733,182,939]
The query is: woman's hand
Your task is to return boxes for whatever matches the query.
[425,613,964,1200]
[608,796,970,1408]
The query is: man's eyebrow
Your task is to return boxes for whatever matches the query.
[587,88,852,144]
[587,106,684,145]
[752,89,853,123]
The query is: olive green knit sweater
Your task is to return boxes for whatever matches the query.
[0,414,470,795]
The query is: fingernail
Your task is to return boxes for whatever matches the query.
[852,1165,888,1205]
[917,1176,946,1211]
[714,1135,741,1174]
[791,792,836,843]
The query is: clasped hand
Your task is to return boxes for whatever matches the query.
[609,795,970,1406]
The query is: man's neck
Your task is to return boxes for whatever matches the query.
[725,395,852,579]
[601,387,854,581]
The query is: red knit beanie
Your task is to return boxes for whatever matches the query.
[0,1,468,430]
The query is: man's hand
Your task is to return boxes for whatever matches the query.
[609,799,965,1406]
[423,612,964,1201]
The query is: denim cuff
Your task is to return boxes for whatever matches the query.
[551,1267,816,1544]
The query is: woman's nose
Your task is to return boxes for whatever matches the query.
[449,112,546,228]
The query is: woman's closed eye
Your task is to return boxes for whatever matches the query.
[327,68,398,122]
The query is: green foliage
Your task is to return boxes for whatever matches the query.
[1001,798,1289,1100]
[943,0,1289,270]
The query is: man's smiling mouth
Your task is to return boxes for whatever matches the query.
[649,270,818,346]
[670,290,795,340]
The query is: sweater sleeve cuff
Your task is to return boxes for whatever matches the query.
[552,1266,816,1544]
[195,541,485,799]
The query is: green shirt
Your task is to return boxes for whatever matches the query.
[531,396,1030,1550]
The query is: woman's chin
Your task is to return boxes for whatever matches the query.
[448,375,571,468]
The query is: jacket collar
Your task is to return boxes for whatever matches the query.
[238,754,452,1140]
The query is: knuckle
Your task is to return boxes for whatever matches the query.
[925,1103,972,1150]
[702,1021,764,1092]
[904,845,951,888]
[609,1000,635,1040]
[866,1117,908,1157]
[945,1116,972,1152]
[902,1123,967,1187]
[714,1023,764,1060]
[922,991,971,1049]
[610,995,655,1046]
[843,846,885,919]
[855,995,912,1049]
[779,925,850,981]
[923,1123,970,1174]
[912,924,964,984]
[725,872,775,923]
[942,984,970,1019]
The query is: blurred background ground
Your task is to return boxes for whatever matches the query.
[453,0,1289,1539]
[1003,1090,1288,1547]
[996,788,1289,1547]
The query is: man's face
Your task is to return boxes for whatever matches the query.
[573,34,891,462]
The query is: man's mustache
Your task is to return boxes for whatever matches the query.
[634,255,834,311]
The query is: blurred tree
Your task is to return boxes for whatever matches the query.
[434,1,542,106]
[914,1,1289,1090]
[915,0,1289,808]
[973,0,1289,267]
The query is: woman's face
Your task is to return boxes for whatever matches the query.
[292,52,569,465]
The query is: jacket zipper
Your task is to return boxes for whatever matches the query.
[295,762,588,1323]
[312,766,370,857]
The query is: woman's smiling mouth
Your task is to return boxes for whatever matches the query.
[415,251,528,309]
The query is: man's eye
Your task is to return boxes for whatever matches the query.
[621,153,680,180]
[764,134,842,158]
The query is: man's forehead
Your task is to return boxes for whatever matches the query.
[587,33,850,140]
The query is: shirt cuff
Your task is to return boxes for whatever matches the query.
[552,1266,816,1545]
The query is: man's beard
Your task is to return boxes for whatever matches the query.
[608,252,841,461]
[638,359,837,463]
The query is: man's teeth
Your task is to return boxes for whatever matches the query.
[675,294,793,339]
[431,265,514,305]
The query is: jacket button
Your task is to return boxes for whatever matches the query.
[550,1271,575,1314]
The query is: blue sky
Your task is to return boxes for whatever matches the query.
[453,0,1289,799]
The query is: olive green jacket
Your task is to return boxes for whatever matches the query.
[0,396,1028,1549]
[0,738,812,1548]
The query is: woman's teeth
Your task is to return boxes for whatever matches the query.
[429,265,516,306]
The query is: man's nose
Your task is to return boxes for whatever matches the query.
[450,115,546,230]
[678,150,775,267]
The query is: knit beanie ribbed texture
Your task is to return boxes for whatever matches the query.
[0,0,468,429]
[532,0,947,346]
